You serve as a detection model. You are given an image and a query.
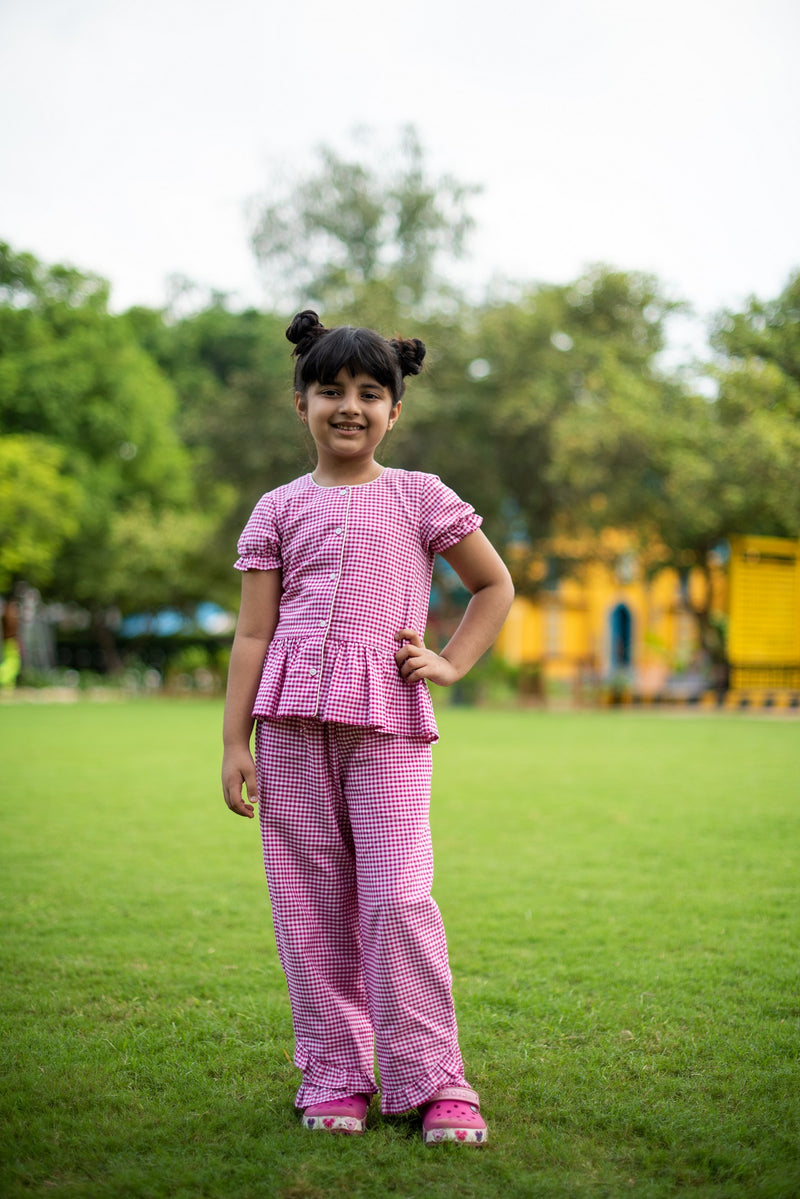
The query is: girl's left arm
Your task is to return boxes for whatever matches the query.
[395,529,514,687]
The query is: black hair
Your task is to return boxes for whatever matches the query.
[286,310,426,408]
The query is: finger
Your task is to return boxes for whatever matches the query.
[394,628,423,647]
[396,646,421,672]
[395,643,420,667]
[233,791,257,818]
[223,778,257,818]
[399,654,428,680]
[242,762,259,803]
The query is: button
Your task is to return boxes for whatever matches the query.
[329,572,336,580]
[309,667,318,676]
[318,619,326,627]
[334,527,343,534]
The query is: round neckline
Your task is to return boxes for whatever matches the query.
[308,467,389,489]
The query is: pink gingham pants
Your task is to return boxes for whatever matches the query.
[254,717,477,1114]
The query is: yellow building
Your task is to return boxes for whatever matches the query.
[495,532,800,706]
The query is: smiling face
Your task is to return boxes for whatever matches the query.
[296,369,401,481]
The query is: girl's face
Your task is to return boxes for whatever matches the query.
[296,370,401,470]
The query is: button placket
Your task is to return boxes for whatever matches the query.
[312,487,351,714]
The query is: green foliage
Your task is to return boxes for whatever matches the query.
[701,270,800,541]
[0,259,190,510]
[3,154,800,676]
[0,243,231,625]
[422,268,685,562]
[250,127,480,311]
[711,269,800,394]
[128,301,308,598]
[0,240,110,313]
[99,493,235,612]
[482,266,800,657]
[0,435,81,589]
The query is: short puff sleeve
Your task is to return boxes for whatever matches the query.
[234,492,282,572]
[420,475,483,555]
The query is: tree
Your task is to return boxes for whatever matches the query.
[0,435,81,591]
[451,267,684,567]
[710,269,800,395]
[0,244,229,662]
[648,275,800,660]
[250,127,479,313]
[127,300,307,597]
[543,270,800,668]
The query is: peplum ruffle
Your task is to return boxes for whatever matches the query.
[252,635,439,743]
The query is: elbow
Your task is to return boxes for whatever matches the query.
[499,559,515,605]
[503,569,515,615]
[479,565,514,619]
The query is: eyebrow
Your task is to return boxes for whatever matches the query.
[321,376,386,389]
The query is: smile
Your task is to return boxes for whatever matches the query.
[332,423,365,431]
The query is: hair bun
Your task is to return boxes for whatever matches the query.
[391,336,426,377]
[286,310,326,354]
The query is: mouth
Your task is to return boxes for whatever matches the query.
[332,422,365,432]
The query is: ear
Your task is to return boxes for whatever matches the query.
[294,392,307,423]
[387,399,402,431]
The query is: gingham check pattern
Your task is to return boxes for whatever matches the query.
[255,717,475,1114]
[235,469,482,742]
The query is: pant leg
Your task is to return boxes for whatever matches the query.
[338,725,476,1114]
[254,718,378,1107]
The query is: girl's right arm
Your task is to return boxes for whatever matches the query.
[221,568,282,818]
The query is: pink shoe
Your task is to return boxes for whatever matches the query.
[301,1094,369,1135]
[422,1097,488,1145]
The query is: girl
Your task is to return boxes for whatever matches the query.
[221,311,513,1143]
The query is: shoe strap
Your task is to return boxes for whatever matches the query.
[426,1086,480,1107]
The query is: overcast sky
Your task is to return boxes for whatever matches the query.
[2,0,799,359]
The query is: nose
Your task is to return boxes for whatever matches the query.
[338,386,361,413]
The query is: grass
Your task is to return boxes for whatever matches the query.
[1,699,799,1198]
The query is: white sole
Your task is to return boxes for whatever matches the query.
[423,1127,488,1144]
[302,1114,365,1134]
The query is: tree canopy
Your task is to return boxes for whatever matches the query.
[250,127,479,313]
[0,435,81,591]
[2,134,799,678]
[0,242,230,634]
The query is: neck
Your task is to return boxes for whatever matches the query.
[311,459,386,488]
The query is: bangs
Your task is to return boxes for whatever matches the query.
[295,327,402,399]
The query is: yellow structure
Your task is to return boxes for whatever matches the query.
[495,532,800,705]
[727,535,800,694]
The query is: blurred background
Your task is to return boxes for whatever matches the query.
[1,0,799,706]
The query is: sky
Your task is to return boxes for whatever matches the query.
[1,0,799,362]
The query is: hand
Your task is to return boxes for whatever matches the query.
[221,746,259,819]
[394,629,460,687]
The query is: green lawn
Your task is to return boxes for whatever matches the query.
[1,700,798,1198]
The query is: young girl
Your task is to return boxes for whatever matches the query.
[221,310,513,1143]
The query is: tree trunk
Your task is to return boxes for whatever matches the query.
[689,559,729,697]
[91,610,123,675]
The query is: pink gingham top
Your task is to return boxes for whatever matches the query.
[235,468,482,742]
